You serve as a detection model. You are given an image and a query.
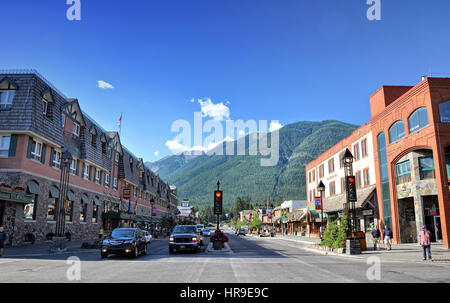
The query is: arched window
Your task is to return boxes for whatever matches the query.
[389,120,405,143]
[408,107,429,134]
[439,100,450,122]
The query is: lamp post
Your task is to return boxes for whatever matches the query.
[52,150,72,252]
[317,181,325,240]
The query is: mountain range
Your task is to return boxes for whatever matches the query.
[146,120,358,208]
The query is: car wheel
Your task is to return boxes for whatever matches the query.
[133,246,139,258]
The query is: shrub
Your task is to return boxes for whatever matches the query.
[333,215,349,248]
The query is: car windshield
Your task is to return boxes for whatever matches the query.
[173,226,196,233]
[111,229,135,238]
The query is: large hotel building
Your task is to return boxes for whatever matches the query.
[0,70,178,246]
[306,77,450,249]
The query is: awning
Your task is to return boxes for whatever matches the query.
[322,185,377,213]
[49,186,59,198]
[94,196,101,206]
[81,193,89,204]
[27,180,41,195]
[67,190,75,201]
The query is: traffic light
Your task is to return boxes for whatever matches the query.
[346,175,357,202]
[214,190,223,215]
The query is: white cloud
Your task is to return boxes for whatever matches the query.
[165,139,189,154]
[269,121,283,132]
[154,150,160,157]
[97,80,114,89]
[198,98,230,121]
[190,98,195,103]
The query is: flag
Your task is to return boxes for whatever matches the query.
[128,199,131,214]
[118,112,123,134]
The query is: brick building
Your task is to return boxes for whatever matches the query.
[306,77,450,248]
[0,70,178,246]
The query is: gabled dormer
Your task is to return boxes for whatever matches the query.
[41,89,54,118]
[0,77,18,110]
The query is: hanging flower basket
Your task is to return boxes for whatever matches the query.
[0,183,12,191]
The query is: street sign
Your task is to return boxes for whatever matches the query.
[315,197,322,210]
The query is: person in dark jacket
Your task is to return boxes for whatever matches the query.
[371,224,381,251]
[0,226,7,257]
[383,225,393,250]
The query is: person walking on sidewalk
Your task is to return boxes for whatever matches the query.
[420,225,432,261]
[383,225,393,250]
[371,224,381,251]
[0,226,7,257]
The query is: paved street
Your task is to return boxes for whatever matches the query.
[1,227,449,283]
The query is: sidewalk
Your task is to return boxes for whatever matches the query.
[249,233,450,264]
[1,240,100,258]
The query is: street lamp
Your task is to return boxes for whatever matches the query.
[341,148,356,235]
[317,180,325,240]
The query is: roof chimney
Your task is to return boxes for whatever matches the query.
[422,75,427,81]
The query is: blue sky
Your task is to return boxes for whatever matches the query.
[2,0,450,162]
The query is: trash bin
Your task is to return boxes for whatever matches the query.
[356,231,367,251]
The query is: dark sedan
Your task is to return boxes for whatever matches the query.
[101,228,147,258]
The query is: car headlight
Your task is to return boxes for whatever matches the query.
[169,238,174,242]
[192,237,197,242]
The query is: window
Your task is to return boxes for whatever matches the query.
[80,203,87,222]
[355,171,362,189]
[91,133,97,148]
[53,151,61,169]
[308,171,312,183]
[43,99,48,115]
[363,168,370,186]
[312,170,315,182]
[389,121,406,143]
[115,152,119,163]
[319,164,324,178]
[446,152,450,179]
[329,181,336,196]
[439,100,450,122]
[113,178,118,189]
[353,143,360,161]
[95,169,100,184]
[408,107,429,133]
[70,159,76,175]
[24,196,37,220]
[134,187,137,197]
[65,201,73,222]
[0,79,16,110]
[102,141,107,154]
[419,157,435,180]
[83,163,90,180]
[396,160,411,184]
[105,173,110,186]
[31,141,42,161]
[328,158,335,174]
[361,139,368,158]
[47,199,56,221]
[73,123,80,138]
[0,136,11,157]
[339,151,345,168]
[92,204,99,223]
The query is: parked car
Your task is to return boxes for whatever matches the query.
[196,224,205,233]
[101,228,147,258]
[142,230,152,244]
[238,228,247,236]
[202,228,211,237]
[169,225,201,254]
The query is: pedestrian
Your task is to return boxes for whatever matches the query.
[99,228,104,239]
[420,225,432,261]
[371,224,381,251]
[383,225,393,250]
[0,226,7,257]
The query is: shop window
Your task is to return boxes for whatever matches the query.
[389,120,405,143]
[0,135,10,157]
[80,203,87,222]
[419,157,435,180]
[396,160,411,184]
[65,201,73,222]
[408,107,429,134]
[439,100,450,122]
[47,198,57,221]
[24,196,37,220]
[92,204,99,223]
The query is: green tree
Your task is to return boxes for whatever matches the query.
[334,215,349,248]
[249,217,262,230]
